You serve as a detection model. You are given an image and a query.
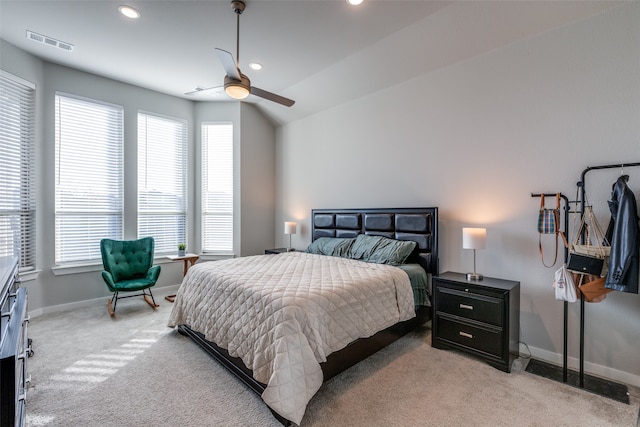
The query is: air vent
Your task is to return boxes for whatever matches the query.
[26,30,74,52]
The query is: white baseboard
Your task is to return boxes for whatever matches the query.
[525,344,640,388]
[28,284,181,318]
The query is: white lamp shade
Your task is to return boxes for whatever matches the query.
[462,227,486,250]
[284,222,297,235]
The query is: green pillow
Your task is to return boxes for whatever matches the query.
[305,237,355,257]
[347,234,384,261]
[348,234,416,265]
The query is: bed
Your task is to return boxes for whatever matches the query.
[168,207,438,425]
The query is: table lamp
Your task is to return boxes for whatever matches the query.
[284,221,297,252]
[463,227,486,280]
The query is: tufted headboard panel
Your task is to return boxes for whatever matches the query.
[311,207,439,275]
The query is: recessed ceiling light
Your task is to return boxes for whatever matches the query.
[347,0,363,5]
[118,5,141,19]
[249,62,262,71]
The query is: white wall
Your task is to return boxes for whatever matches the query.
[276,4,640,386]
[1,40,277,314]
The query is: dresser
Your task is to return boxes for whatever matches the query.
[0,256,30,427]
[432,272,520,373]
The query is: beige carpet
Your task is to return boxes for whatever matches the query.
[25,288,639,426]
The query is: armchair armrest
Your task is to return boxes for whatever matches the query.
[101,271,117,292]
[147,265,161,283]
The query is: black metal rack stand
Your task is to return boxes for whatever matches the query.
[573,162,640,401]
[527,161,640,404]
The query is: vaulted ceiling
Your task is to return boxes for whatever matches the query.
[0,0,628,125]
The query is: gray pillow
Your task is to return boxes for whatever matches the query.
[347,234,385,261]
[305,237,355,257]
[348,234,417,265]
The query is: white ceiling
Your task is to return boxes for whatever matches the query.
[0,0,628,125]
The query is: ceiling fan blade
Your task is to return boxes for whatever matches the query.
[250,86,295,107]
[215,48,241,81]
[184,85,223,95]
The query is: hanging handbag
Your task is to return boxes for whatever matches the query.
[566,205,610,277]
[538,194,566,267]
[572,274,612,303]
[553,264,577,303]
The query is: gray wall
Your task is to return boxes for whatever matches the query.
[240,103,277,256]
[275,4,640,386]
[0,39,276,314]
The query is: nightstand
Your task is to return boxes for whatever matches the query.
[164,253,200,303]
[264,248,289,255]
[432,272,520,373]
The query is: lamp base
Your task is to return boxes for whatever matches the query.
[467,272,483,281]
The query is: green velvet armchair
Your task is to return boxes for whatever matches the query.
[100,237,161,316]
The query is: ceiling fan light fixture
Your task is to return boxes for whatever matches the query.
[225,85,250,100]
[224,75,250,99]
[212,0,294,107]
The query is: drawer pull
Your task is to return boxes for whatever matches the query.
[459,303,474,310]
[459,331,473,339]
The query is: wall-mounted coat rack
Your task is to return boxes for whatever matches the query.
[527,161,640,405]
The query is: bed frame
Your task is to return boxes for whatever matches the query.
[178,207,439,425]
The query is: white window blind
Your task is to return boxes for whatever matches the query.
[55,93,123,265]
[138,112,187,254]
[0,72,36,270]
[202,123,233,254]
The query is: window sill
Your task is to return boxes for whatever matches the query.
[51,255,193,276]
[52,263,102,276]
[19,270,41,282]
[198,253,235,261]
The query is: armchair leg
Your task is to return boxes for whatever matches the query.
[143,290,159,309]
[107,292,117,316]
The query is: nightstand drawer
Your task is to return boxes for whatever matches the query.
[436,316,504,358]
[436,287,504,327]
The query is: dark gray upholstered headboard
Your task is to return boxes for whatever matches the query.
[311,207,439,275]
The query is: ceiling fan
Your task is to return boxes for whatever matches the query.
[186,0,295,107]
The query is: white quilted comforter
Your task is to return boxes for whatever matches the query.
[167,251,415,425]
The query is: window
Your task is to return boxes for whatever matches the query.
[138,112,187,254]
[202,123,233,254]
[55,93,123,265]
[0,71,36,270]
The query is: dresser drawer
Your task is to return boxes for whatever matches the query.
[436,286,504,327]
[436,316,504,358]
[0,286,28,427]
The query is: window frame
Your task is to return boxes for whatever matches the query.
[0,70,36,271]
[137,111,188,255]
[54,92,124,266]
[201,122,234,256]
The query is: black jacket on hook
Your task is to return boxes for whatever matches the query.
[604,175,639,294]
